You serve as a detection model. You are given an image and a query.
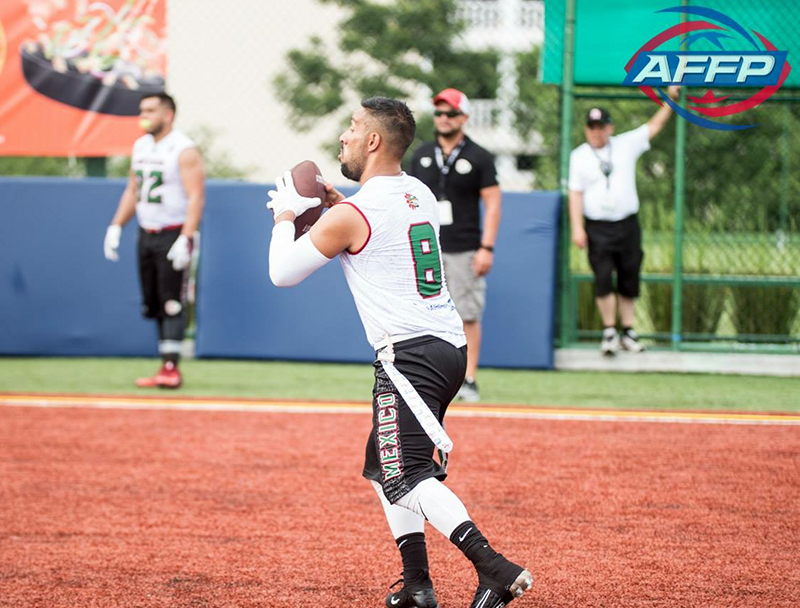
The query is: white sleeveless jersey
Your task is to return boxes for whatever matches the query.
[132,130,196,231]
[339,173,466,350]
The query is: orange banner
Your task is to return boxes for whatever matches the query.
[0,0,166,156]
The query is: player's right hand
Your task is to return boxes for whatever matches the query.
[266,171,321,218]
[572,226,587,249]
[104,224,122,261]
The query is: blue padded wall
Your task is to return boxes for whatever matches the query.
[193,182,374,363]
[0,178,559,368]
[0,177,157,356]
[481,191,560,368]
[195,185,560,369]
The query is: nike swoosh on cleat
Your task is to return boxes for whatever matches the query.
[390,597,401,605]
[458,526,473,543]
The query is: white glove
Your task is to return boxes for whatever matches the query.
[266,171,321,218]
[166,234,192,271]
[104,224,122,261]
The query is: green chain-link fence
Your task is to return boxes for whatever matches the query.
[551,0,800,353]
[564,92,800,352]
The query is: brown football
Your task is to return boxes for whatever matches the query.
[290,160,327,239]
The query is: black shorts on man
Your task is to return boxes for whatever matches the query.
[137,227,190,349]
[363,336,467,504]
[585,213,643,298]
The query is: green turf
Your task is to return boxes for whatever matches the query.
[0,357,797,412]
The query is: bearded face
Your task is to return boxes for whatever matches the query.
[338,109,371,182]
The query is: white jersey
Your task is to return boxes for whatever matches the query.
[132,129,196,231]
[339,173,466,350]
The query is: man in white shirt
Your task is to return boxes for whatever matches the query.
[568,87,679,355]
[267,97,532,608]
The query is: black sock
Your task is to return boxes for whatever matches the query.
[450,521,496,565]
[163,354,179,366]
[450,521,522,587]
[396,532,429,586]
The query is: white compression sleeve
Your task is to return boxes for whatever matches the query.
[370,480,425,539]
[393,478,470,539]
[269,221,331,286]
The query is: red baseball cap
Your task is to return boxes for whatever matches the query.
[433,88,471,115]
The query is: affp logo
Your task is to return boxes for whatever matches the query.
[622,6,791,130]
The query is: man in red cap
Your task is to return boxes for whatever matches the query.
[409,88,502,403]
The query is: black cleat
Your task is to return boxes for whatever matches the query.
[470,555,533,607]
[471,585,511,608]
[385,577,439,608]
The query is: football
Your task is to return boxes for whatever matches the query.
[290,160,327,239]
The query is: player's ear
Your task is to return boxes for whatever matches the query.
[367,131,381,152]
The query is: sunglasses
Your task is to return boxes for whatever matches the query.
[434,109,463,118]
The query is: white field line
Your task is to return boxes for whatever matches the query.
[1,394,799,426]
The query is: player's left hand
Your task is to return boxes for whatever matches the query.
[472,247,494,277]
[167,234,192,271]
[324,182,345,208]
[267,171,322,218]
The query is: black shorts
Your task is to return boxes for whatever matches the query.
[585,214,643,298]
[137,227,189,319]
[363,336,467,504]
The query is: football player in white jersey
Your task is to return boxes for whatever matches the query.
[103,92,205,389]
[267,97,532,608]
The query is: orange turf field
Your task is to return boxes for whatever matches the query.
[1,397,798,607]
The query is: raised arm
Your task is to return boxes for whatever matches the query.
[647,86,681,140]
[268,176,368,287]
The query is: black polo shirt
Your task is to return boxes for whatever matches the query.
[409,136,498,253]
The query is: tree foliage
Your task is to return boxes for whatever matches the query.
[273,0,501,147]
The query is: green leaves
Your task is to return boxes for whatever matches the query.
[273,37,346,132]
[272,0,501,155]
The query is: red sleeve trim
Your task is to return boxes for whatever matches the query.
[337,201,371,255]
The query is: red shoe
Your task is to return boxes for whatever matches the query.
[155,362,182,389]
[135,367,163,388]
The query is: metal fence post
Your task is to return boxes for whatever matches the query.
[670,88,687,349]
[557,0,576,347]
[779,105,790,243]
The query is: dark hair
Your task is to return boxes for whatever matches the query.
[361,97,416,158]
[141,91,177,114]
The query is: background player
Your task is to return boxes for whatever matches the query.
[103,92,205,388]
[267,97,532,608]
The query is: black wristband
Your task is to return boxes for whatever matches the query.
[480,244,494,252]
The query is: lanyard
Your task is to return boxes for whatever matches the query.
[589,141,613,189]
[434,138,467,200]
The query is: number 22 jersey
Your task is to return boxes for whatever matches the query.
[338,173,466,350]
[132,129,196,231]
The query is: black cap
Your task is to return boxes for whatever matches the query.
[586,107,612,126]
